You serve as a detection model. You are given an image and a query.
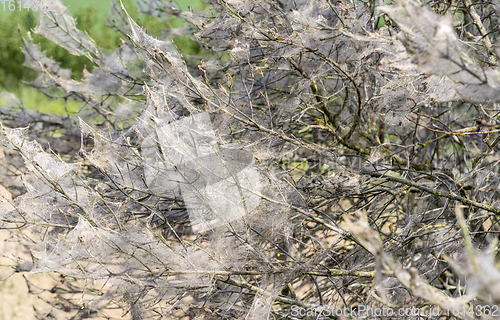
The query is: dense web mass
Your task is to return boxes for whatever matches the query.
[1,0,500,318]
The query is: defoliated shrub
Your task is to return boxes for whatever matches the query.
[1,0,500,319]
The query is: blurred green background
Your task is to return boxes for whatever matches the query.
[0,0,208,113]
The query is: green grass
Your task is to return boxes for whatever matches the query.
[0,0,209,114]
[63,0,208,16]
[62,0,111,17]
[1,85,82,114]
[19,87,81,114]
